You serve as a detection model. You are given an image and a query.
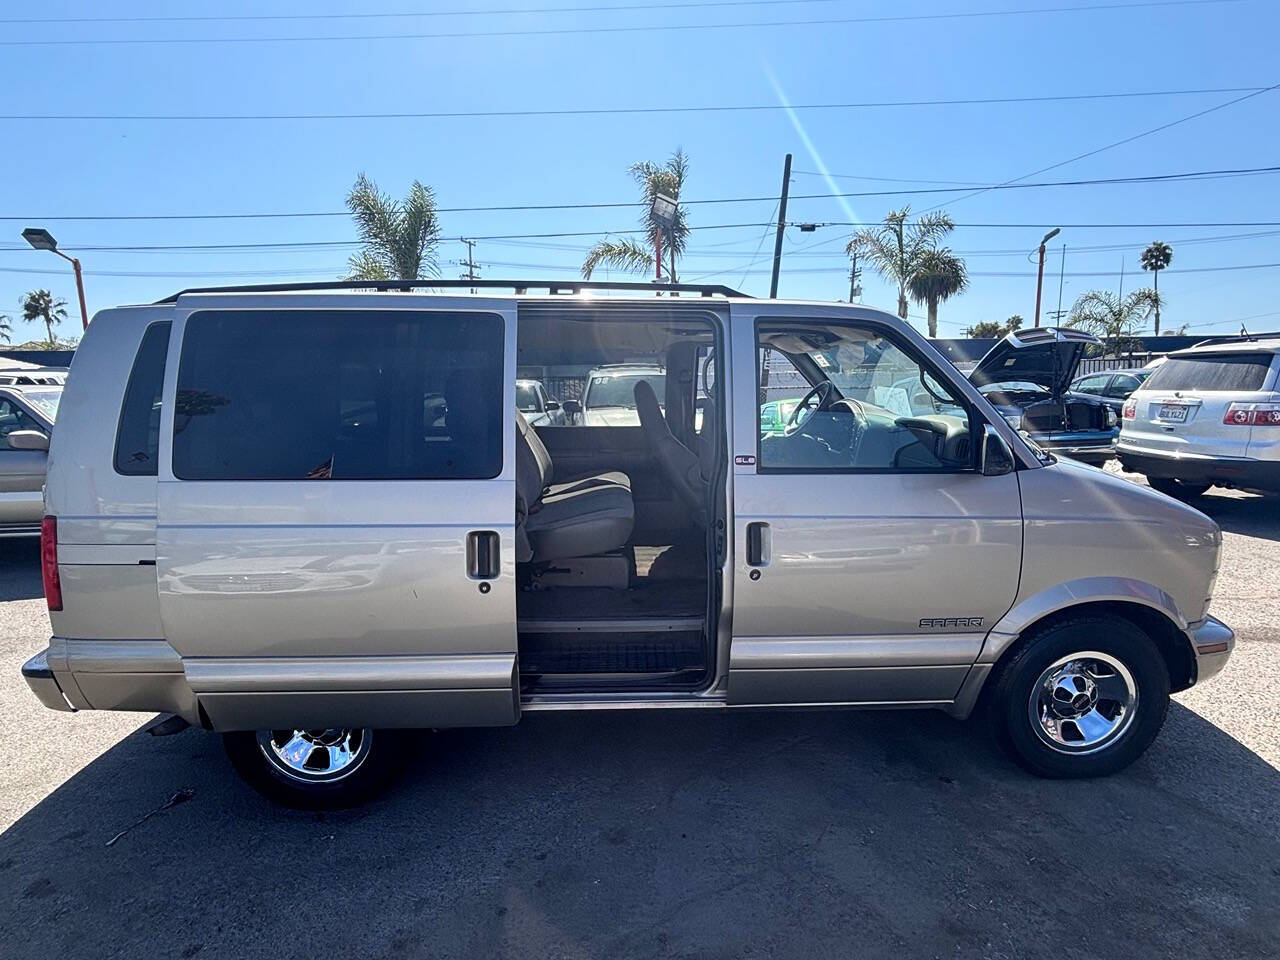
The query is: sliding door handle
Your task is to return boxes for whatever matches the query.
[745,522,770,567]
[466,531,501,579]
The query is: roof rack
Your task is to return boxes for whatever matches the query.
[1192,331,1280,348]
[154,278,748,304]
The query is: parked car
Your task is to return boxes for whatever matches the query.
[515,378,565,426]
[969,328,1118,466]
[24,282,1232,807]
[1068,367,1152,414]
[0,383,59,537]
[1116,335,1280,497]
[759,397,803,435]
[577,363,665,426]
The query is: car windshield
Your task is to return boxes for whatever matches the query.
[515,384,541,412]
[1144,354,1272,392]
[20,388,61,421]
[584,373,664,409]
[981,381,1048,395]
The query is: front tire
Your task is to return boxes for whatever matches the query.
[989,616,1170,779]
[1147,476,1211,499]
[223,728,402,809]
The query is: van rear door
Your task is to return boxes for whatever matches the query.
[155,294,520,731]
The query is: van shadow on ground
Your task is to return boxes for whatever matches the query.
[1196,490,1280,542]
[1,704,1277,959]
[0,538,42,602]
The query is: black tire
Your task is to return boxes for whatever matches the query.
[988,616,1170,779]
[223,728,405,809]
[1147,476,1211,499]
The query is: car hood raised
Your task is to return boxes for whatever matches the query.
[969,327,1101,398]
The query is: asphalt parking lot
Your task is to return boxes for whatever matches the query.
[1,468,1278,960]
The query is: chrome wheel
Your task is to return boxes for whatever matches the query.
[1028,652,1137,754]
[256,728,372,784]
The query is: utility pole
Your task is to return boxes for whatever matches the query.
[1032,227,1059,328]
[459,237,480,293]
[1056,244,1066,321]
[848,252,862,302]
[769,153,792,298]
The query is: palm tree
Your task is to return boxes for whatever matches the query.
[21,290,68,348]
[1067,288,1159,358]
[344,173,441,281]
[847,206,955,323]
[583,149,690,281]
[0,314,10,344]
[907,248,968,337]
[1140,241,1173,335]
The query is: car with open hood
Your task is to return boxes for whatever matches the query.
[969,327,1118,466]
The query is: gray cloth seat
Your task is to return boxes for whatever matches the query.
[516,413,634,562]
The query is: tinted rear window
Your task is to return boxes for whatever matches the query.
[114,321,172,476]
[172,310,504,481]
[1144,354,1272,392]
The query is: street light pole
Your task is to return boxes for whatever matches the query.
[22,228,89,331]
[1032,227,1060,328]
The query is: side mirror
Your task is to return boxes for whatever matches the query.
[562,399,582,419]
[7,429,49,452]
[543,399,560,412]
[980,424,1015,476]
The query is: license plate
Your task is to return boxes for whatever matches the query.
[1158,404,1188,422]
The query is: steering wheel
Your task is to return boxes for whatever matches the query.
[784,381,834,436]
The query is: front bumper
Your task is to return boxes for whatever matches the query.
[1116,445,1280,492]
[1188,615,1234,685]
[1032,431,1117,465]
[21,648,75,712]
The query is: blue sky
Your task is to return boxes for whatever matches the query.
[0,0,1276,343]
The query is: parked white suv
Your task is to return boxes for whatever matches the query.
[1116,336,1280,497]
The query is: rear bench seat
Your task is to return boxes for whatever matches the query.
[515,413,634,562]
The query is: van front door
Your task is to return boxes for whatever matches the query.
[727,305,1023,707]
[155,295,520,731]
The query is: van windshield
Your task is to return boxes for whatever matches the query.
[1144,354,1272,392]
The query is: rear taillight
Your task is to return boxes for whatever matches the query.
[1122,397,1137,420]
[1223,402,1280,426]
[40,515,62,611]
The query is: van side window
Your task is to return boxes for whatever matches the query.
[172,310,504,481]
[114,321,172,476]
[756,321,973,472]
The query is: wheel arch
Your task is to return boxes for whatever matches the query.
[981,581,1197,695]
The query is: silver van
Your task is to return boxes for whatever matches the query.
[22,281,1233,807]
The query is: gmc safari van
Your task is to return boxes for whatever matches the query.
[23,281,1233,807]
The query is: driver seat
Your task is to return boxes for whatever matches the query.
[634,380,705,514]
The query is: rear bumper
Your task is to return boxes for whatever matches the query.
[1188,615,1234,685]
[1116,445,1280,491]
[21,649,74,712]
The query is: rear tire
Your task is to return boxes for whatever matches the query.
[988,616,1170,779]
[1147,476,1211,499]
[223,728,404,809]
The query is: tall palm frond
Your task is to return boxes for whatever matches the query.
[581,238,656,278]
[1068,288,1159,355]
[21,289,68,348]
[583,148,691,280]
[846,206,956,322]
[907,248,969,338]
[0,314,10,344]
[344,173,441,281]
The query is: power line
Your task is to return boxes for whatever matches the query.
[7,86,1270,121]
[0,0,1244,46]
[922,83,1280,212]
[4,165,1275,224]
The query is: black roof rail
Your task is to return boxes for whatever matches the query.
[154,278,749,304]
